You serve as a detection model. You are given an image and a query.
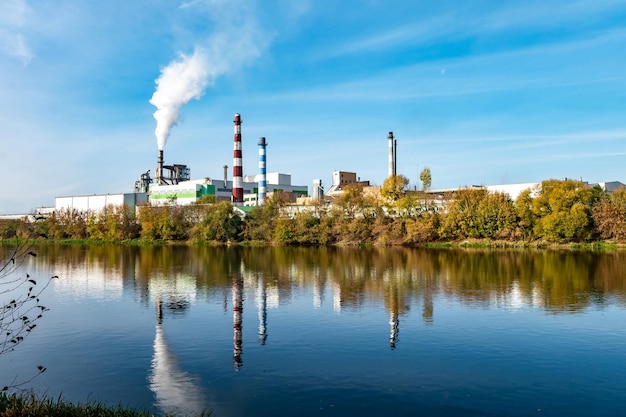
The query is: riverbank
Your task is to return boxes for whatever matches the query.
[2,237,626,251]
[0,393,210,417]
[425,239,626,250]
[2,182,626,246]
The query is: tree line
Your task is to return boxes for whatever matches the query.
[1,178,625,245]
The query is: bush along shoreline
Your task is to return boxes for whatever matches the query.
[0,392,211,417]
[2,179,626,248]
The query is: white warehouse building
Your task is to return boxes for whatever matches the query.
[55,193,148,212]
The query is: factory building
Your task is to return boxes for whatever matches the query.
[325,171,370,197]
[135,113,308,207]
[147,113,307,207]
[428,180,626,201]
[41,111,308,215]
[148,180,215,205]
[148,172,307,207]
[55,193,148,213]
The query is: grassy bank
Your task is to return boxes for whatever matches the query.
[421,239,625,251]
[3,236,626,251]
[0,393,209,417]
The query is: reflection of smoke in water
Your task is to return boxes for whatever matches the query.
[150,301,206,416]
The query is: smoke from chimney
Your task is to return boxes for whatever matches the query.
[148,0,270,151]
[150,50,210,151]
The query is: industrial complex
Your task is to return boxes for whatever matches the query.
[48,113,310,215]
[1,114,624,221]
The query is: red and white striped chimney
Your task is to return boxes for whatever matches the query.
[232,113,243,203]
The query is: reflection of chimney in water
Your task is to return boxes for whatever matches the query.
[333,281,342,313]
[389,312,399,349]
[256,274,267,345]
[223,287,228,313]
[157,299,163,325]
[233,275,244,369]
[313,275,323,309]
[389,284,399,349]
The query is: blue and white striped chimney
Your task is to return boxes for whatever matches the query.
[258,137,267,205]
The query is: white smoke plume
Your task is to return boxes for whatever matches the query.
[150,0,268,150]
[150,50,210,150]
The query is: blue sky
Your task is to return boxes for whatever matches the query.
[1,0,626,214]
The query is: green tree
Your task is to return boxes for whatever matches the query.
[381,175,410,201]
[419,167,432,192]
[138,203,189,241]
[336,184,366,218]
[439,188,516,240]
[242,193,288,242]
[405,211,440,244]
[438,188,486,239]
[331,184,383,244]
[292,210,322,245]
[515,188,537,239]
[476,191,518,239]
[190,201,243,242]
[87,205,140,241]
[43,208,87,240]
[274,217,298,244]
[592,187,626,241]
[531,179,594,242]
[395,194,422,218]
[0,220,20,240]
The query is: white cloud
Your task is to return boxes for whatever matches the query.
[320,0,626,61]
[0,0,33,64]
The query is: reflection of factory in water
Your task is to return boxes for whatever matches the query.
[28,244,598,417]
[41,245,463,382]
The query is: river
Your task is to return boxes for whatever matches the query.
[1,244,625,416]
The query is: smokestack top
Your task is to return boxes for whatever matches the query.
[157,149,164,184]
[234,113,241,123]
[259,137,266,146]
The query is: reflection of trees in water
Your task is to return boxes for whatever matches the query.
[31,244,626,319]
[592,252,626,305]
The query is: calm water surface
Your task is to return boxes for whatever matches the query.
[1,244,625,416]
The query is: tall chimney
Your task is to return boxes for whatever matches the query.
[394,138,397,177]
[387,131,394,178]
[157,149,164,184]
[232,114,243,203]
[223,164,228,184]
[258,137,267,205]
